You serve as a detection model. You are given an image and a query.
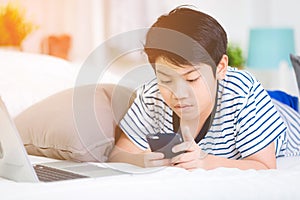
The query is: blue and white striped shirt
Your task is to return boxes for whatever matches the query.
[120,67,299,159]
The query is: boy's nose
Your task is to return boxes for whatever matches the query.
[172,80,189,99]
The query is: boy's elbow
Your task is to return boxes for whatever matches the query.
[107,146,122,162]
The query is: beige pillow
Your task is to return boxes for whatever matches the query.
[14,84,134,162]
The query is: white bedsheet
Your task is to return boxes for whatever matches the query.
[1,155,300,200]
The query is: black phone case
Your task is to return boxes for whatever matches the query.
[146,133,183,159]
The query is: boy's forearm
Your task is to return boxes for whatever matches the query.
[204,154,275,170]
[108,146,145,167]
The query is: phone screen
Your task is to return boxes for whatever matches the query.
[146,133,183,159]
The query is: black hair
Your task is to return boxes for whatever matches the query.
[144,6,228,73]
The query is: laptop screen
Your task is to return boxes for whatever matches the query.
[0,97,39,182]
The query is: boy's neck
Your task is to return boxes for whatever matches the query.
[180,110,211,139]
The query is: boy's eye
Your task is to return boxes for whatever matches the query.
[160,80,172,84]
[187,77,200,82]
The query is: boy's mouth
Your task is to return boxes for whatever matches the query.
[173,103,193,111]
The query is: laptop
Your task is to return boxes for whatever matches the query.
[0,97,125,182]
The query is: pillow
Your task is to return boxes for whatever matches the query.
[290,54,300,95]
[14,84,134,162]
[0,50,77,117]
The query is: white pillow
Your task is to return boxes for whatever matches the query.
[0,50,77,117]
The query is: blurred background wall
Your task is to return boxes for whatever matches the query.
[0,0,299,62]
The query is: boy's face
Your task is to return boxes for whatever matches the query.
[155,57,218,122]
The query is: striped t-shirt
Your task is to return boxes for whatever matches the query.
[120,67,294,159]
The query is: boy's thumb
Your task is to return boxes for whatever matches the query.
[181,126,193,142]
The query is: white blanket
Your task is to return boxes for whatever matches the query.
[0,156,300,200]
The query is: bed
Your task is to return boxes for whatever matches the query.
[1,50,300,200]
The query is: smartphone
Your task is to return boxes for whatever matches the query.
[146,133,184,159]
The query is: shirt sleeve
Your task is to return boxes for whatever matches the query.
[271,99,300,157]
[235,80,287,158]
[119,85,157,150]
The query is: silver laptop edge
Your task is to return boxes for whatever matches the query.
[0,97,39,182]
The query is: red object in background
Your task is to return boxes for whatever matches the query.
[41,34,71,60]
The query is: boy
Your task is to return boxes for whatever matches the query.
[108,7,299,170]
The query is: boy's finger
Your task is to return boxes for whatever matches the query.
[144,152,164,160]
[172,141,191,153]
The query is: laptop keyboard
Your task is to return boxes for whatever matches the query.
[33,164,89,182]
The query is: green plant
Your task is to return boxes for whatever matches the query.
[227,43,245,69]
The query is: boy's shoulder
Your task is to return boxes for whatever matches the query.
[136,78,159,96]
[220,67,257,96]
[226,67,255,83]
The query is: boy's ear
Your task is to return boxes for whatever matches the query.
[216,54,228,80]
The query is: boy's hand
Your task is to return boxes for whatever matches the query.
[170,127,208,170]
[143,150,171,167]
